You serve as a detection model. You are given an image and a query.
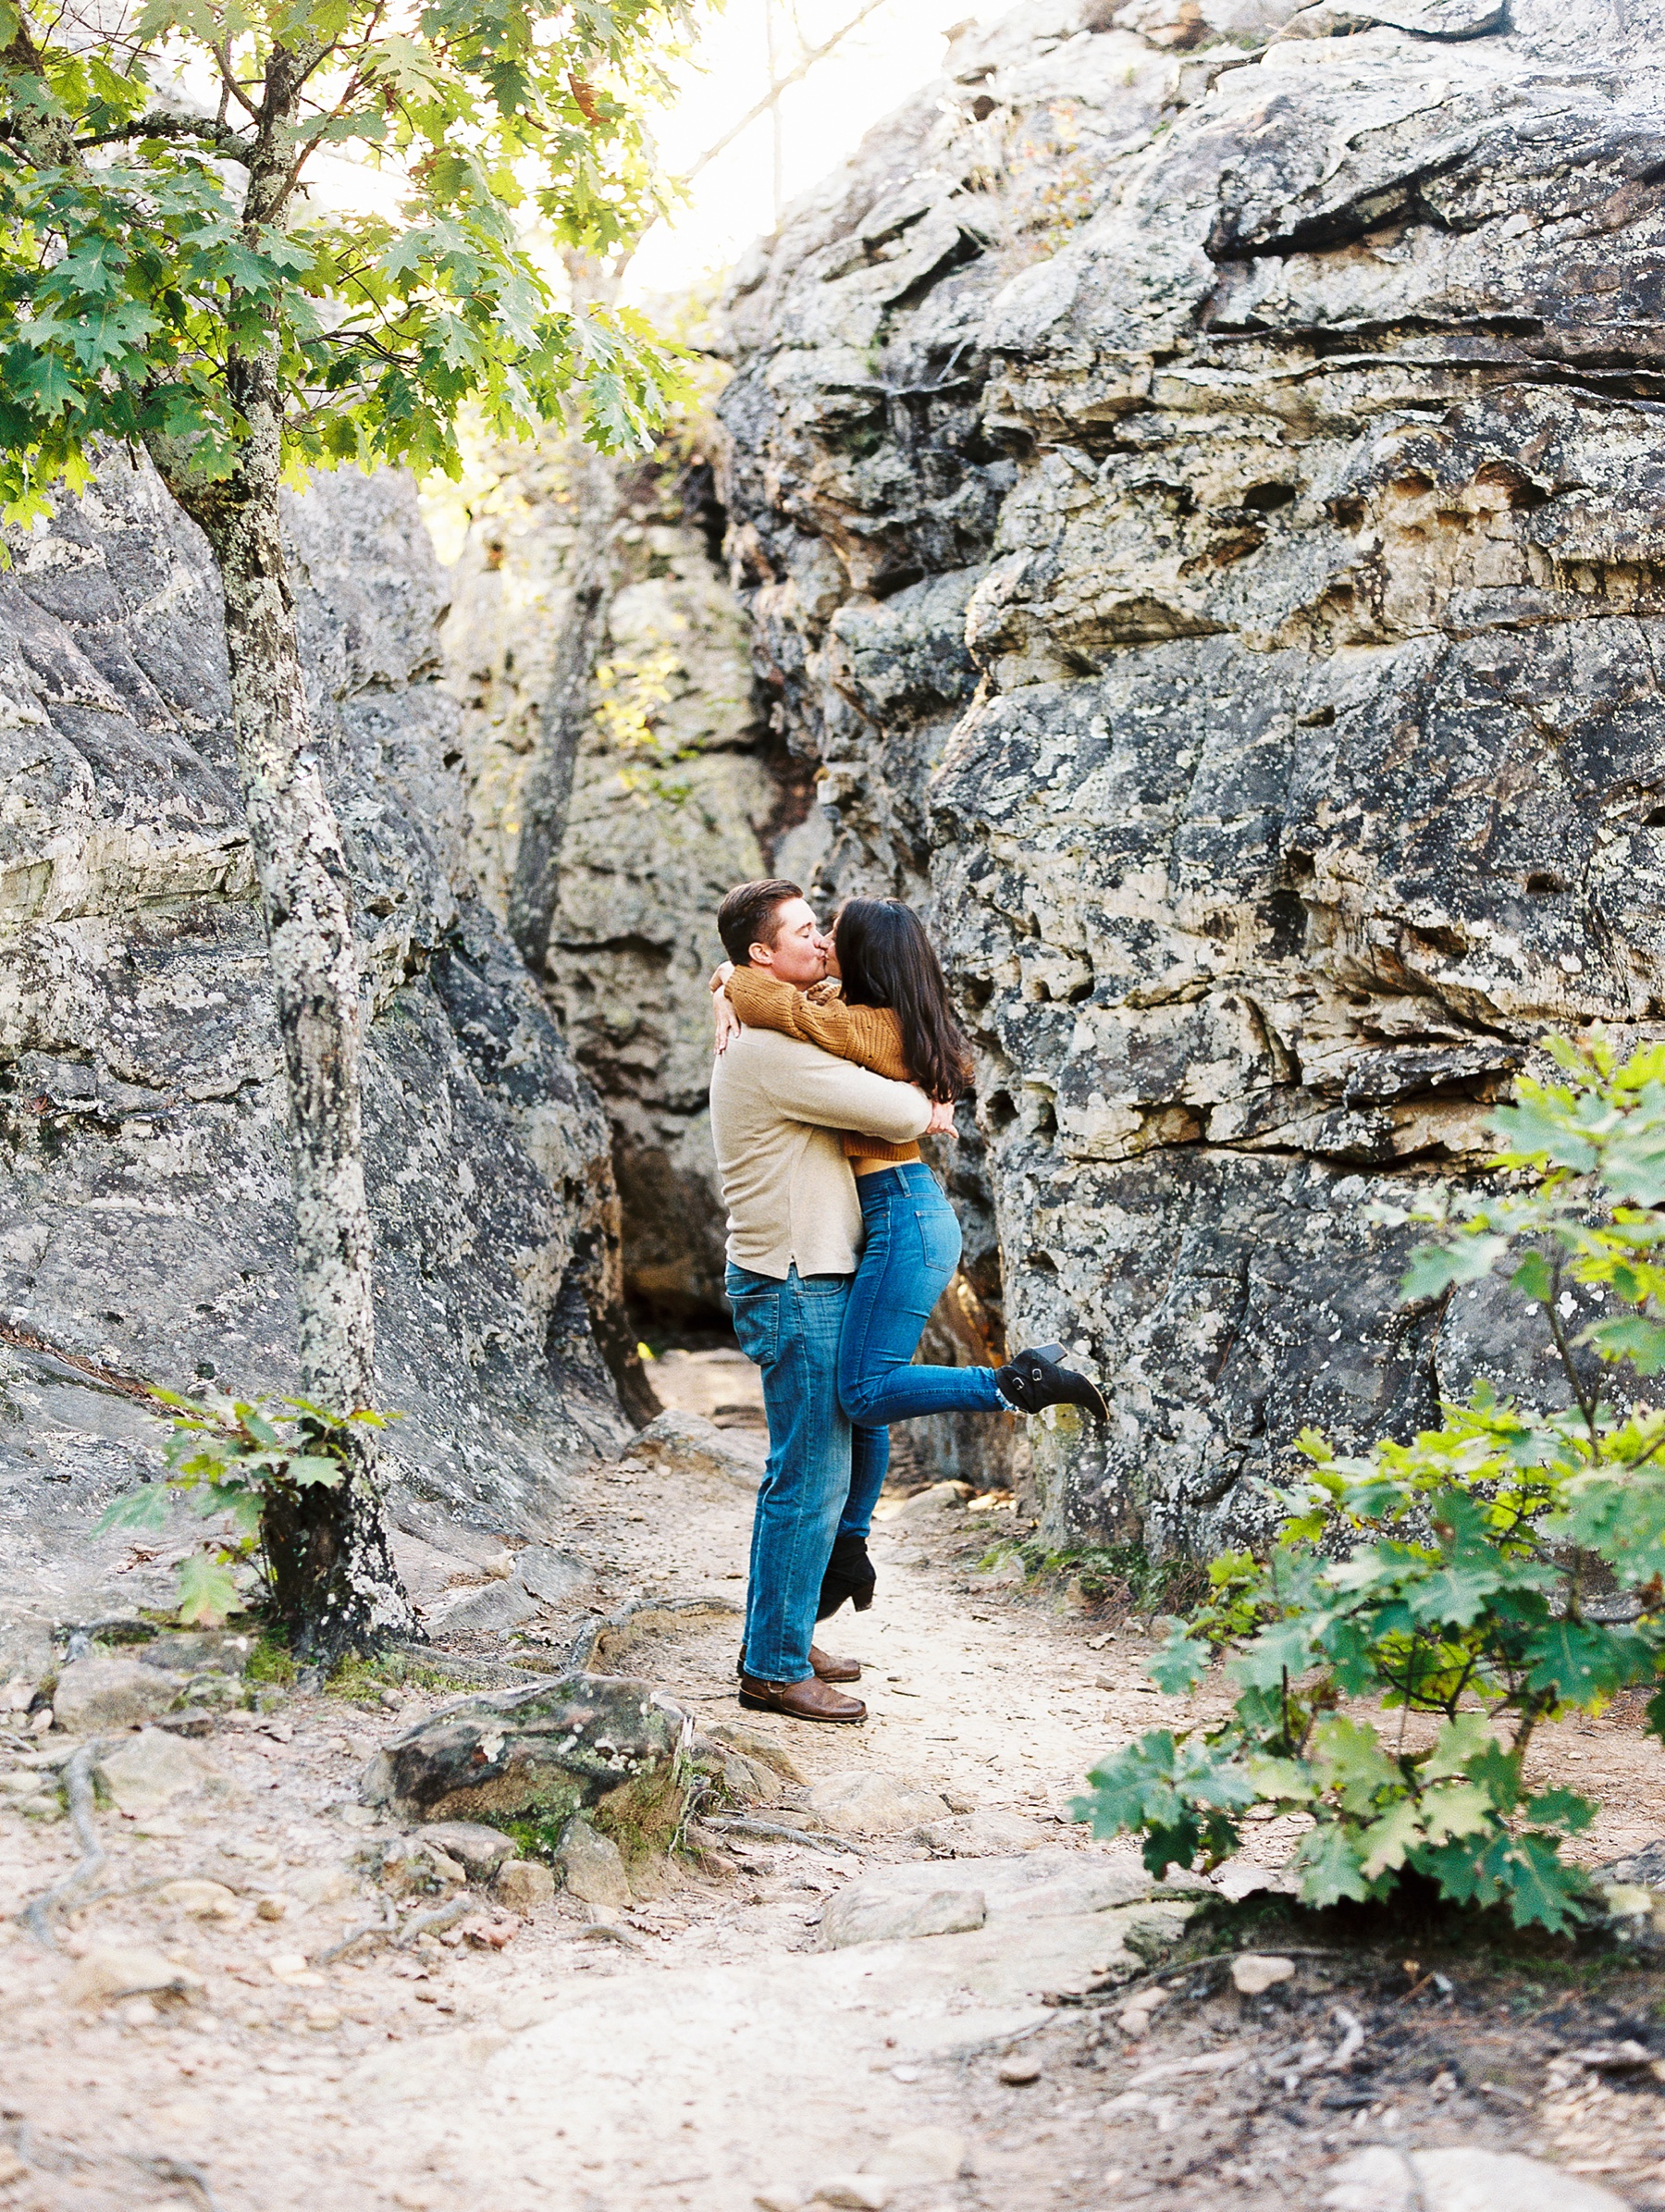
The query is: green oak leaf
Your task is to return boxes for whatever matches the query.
[176,1551,239,1627]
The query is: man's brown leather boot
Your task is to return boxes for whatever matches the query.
[809,1645,860,1683]
[739,1674,866,1723]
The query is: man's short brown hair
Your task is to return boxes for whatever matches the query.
[718,878,803,967]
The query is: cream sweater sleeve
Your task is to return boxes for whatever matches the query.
[759,1044,931,1143]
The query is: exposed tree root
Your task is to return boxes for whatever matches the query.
[16,1740,107,1947]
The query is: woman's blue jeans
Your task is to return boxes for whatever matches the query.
[838,1163,1005,1534]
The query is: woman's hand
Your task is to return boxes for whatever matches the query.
[709,961,740,1054]
[926,1097,957,1136]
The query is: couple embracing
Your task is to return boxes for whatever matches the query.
[706,877,1106,1724]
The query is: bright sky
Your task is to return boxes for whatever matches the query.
[625,0,1000,300]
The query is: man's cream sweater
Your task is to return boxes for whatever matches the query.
[709,1028,931,1279]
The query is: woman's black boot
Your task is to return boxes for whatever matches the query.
[818,1532,876,1619]
[995,1341,1109,1420]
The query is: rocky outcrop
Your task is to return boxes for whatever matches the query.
[717,0,1665,1551]
[441,433,813,1322]
[362,1672,688,1844]
[1,455,629,1628]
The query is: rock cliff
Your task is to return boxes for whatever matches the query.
[1,456,628,1631]
[717,0,1665,1550]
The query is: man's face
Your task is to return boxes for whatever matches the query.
[752,896,828,986]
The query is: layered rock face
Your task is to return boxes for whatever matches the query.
[440,435,813,1323]
[1,458,627,1625]
[719,0,1665,1550]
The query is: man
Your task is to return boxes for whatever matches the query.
[709,878,938,1723]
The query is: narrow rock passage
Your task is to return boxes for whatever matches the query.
[3,1372,1662,2212]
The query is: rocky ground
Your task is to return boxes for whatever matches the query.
[3,1356,1665,2212]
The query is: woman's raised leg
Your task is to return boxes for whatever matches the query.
[837,1164,1006,1427]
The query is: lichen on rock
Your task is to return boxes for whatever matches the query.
[360,1671,691,1860]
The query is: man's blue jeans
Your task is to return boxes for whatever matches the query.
[727,1261,860,1684]
[838,1164,1006,1523]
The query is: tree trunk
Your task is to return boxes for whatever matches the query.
[160,376,413,1659]
[150,47,413,1662]
[184,434,413,1659]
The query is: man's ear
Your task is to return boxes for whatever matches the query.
[747,940,775,970]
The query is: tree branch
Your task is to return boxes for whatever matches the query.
[676,0,891,192]
[1544,1252,1600,1444]
[75,112,253,160]
[214,36,260,119]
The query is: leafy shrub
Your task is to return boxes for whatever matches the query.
[1075,1033,1665,1933]
[97,1390,388,1628]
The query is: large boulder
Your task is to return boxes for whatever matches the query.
[717,0,1665,1550]
[0,456,632,1629]
[361,1674,690,1855]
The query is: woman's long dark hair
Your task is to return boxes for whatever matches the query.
[833,898,974,1104]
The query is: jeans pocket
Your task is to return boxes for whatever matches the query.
[728,1288,779,1366]
[913,1193,963,1278]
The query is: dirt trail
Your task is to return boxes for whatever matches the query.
[4,1355,1665,2211]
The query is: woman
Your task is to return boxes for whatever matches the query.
[712,896,1106,1620]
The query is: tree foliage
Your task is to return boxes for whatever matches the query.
[1076,1032,1665,1934]
[0,0,695,523]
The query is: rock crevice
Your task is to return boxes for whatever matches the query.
[439,434,817,1325]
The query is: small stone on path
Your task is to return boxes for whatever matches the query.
[420,1821,516,1878]
[53,1654,179,1733]
[514,1546,594,1603]
[914,1810,1045,1856]
[1325,2146,1631,2212]
[821,1882,986,1948]
[997,2056,1042,2085]
[870,2126,970,2181]
[806,1771,950,1836]
[1231,1952,1295,1995]
[554,1816,631,1909]
[813,2179,893,2210]
[60,1946,204,2007]
[707,1721,806,1783]
[494,1859,555,1911]
[96,1728,218,1817]
[424,1577,536,1636]
[156,1878,240,1918]
[1116,1985,1171,2036]
[631,1409,765,1489]
[268,1953,326,1987]
[882,1483,970,1524]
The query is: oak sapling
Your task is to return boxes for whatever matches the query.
[1076,1032,1665,1934]
[98,1390,391,1634]
[1,0,691,1656]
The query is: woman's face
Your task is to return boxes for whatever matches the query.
[824,919,843,980]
